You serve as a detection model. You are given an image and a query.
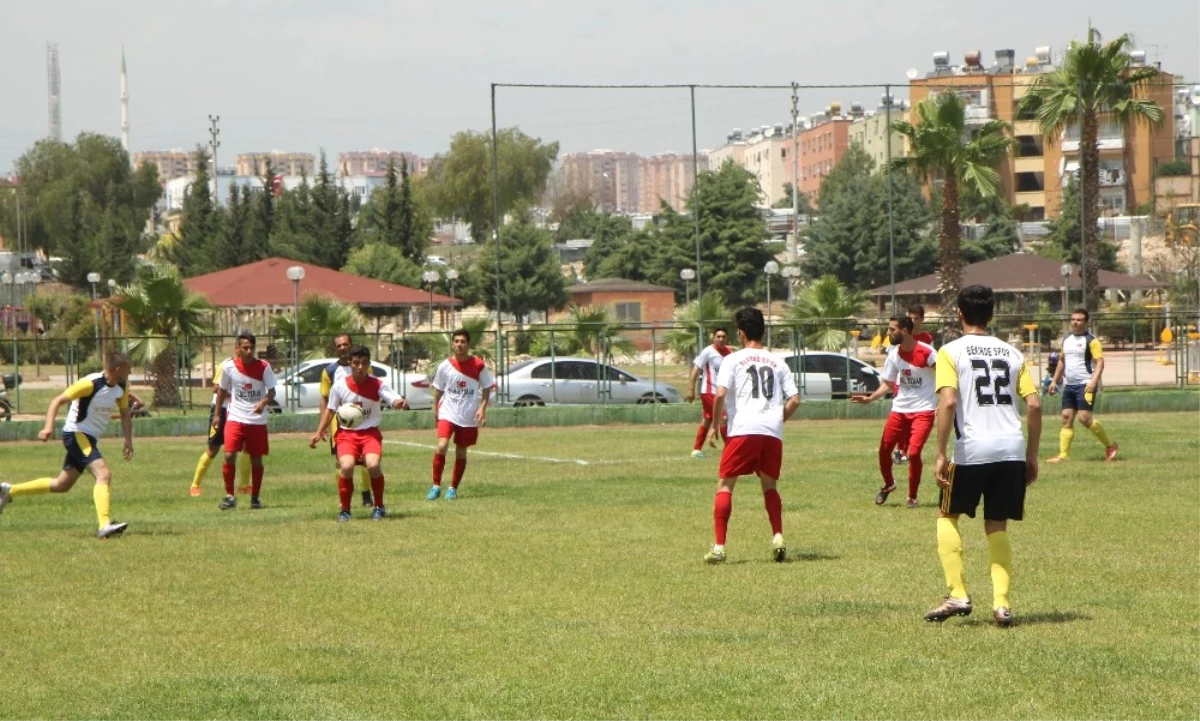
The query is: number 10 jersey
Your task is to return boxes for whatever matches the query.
[715,348,799,440]
[934,334,1036,465]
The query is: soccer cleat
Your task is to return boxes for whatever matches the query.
[906,497,919,509]
[893,449,908,465]
[703,545,726,564]
[237,485,252,495]
[425,485,441,501]
[0,482,11,515]
[370,506,386,521]
[924,595,973,623]
[690,450,705,459]
[250,497,264,510]
[874,484,896,506]
[994,606,1014,627]
[97,521,129,539]
[218,495,237,511]
[361,490,373,507]
[1105,443,1119,462]
[445,487,458,501]
[1046,455,1068,464]
[771,533,786,563]
[338,510,352,523]
[188,486,202,497]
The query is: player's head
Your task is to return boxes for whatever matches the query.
[888,316,914,345]
[334,333,353,361]
[1070,308,1089,334]
[906,304,925,328]
[956,285,994,329]
[734,308,765,343]
[348,345,372,381]
[712,327,729,348]
[452,329,471,356]
[235,332,257,360]
[104,351,132,382]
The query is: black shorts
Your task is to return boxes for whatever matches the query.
[62,432,103,473]
[208,406,227,447]
[939,461,1027,521]
[1061,384,1097,412]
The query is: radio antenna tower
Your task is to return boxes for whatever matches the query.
[47,43,62,142]
[120,46,130,152]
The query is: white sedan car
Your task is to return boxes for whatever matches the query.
[495,357,682,406]
[272,358,434,411]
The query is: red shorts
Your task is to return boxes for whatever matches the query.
[336,427,383,460]
[883,410,935,455]
[718,435,783,480]
[437,420,479,447]
[700,393,716,421]
[224,421,269,456]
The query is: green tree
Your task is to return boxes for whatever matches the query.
[1033,179,1121,270]
[424,128,559,243]
[243,159,276,263]
[306,154,357,270]
[891,92,1013,312]
[342,242,423,288]
[359,158,433,265]
[171,146,222,275]
[963,213,1021,264]
[783,276,869,351]
[772,182,812,215]
[1018,26,1164,311]
[468,207,567,323]
[579,211,636,279]
[595,228,656,283]
[272,294,361,360]
[268,174,316,265]
[661,292,734,361]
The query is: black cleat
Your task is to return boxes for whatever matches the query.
[361,490,373,507]
[250,497,264,510]
[994,606,1014,627]
[219,495,237,511]
[924,596,973,622]
[874,484,897,506]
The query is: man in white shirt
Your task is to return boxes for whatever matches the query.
[703,308,801,564]
[1046,308,1117,463]
[685,327,732,459]
[427,329,494,501]
[213,333,276,511]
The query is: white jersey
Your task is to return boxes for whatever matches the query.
[883,341,937,414]
[432,355,495,428]
[1061,332,1103,386]
[935,335,1036,465]
[62,373,129,439]
[218,357,277,426]
[326,375,402,432]
[715,347,799,440]
[693,344,732,395]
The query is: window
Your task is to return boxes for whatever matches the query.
[602,365,635,382]
[614,302,641,322]
[371,365,388,378]
[1014,171,1045,192]
[298,364,326,384]
[1015,135,1044,158]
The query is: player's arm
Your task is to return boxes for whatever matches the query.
[686,361,701,403]
[933,348,958,487]
[1049,351,1065,393]
[310,387,339,447]
[380,382,408,410]
[706,386,728,447]
[475,369,494,425]
[117,387,134,460]
[1086,338,1104,393]
[253,367,278,414]
[430,364,445,419]
[1017,364,1041,485]
[40,379,92,441]
[315,369,334,437]
[853,378,892,404]
[214,367,232,421]
[781,366,801,420]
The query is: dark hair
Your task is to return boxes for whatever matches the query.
[452,328,471,342]
[236,332,257,347]
[907,304,925,319]
[957,285,995,328]
[1071,307,1090,321]
[712,327,728,337]
[106,351,131,369]
[334,333,353,344]
[890,316,914,332]
[734,308,765,342]
[349,345,371,361]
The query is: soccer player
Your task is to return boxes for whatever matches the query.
[852,316,936,508]
[212,332,277,511]
[1046,308,1118,463]
[189,363,251,496]
[426,328,494,501]
[317,333,375,507]
[926,285,1041,627]
[685,327,732,458]
[893,305,935,466]
[309,345,408,521]
[0,351,135,539]
[703,308,800,564]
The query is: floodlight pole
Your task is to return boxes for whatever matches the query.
[690,85,703,350]
[490,83,504,396]
[886,84,897,315]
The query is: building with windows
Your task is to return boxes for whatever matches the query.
[797,107,853,201]
[848,97,909,170]
[707,125,793,206]
[561,150,641,213]
[132,150,203,182]
[637,153,707,213]
[234,151,316,177]
[337,150,428,176]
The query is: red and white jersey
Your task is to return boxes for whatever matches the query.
[218,357,277,426]
[715,348,799,440]
[326,375,402,432]
[883,341,937,414]
[432,355,495,428]
[694,344,733,395]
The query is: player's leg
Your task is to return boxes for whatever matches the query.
[708,436,759,563]
[925,463,980,622]
[980,461,1026,627]
[1077,402,1117,460]
[87,458,127,539]
[364,453,385,519]
[692,395,714,458]
[358,462,372,507]
[0,465,81,517]
[754,436,785,561]
[447,424,478,500]
[707,475,737,564]
[1049,390,1078,462]
[219,421,242,510]
[905,411,935,507]
[875,413,903,504]
[246,425,268,508]
[428,421,452,500]
[192,444,218,496]
[335,452,357,521]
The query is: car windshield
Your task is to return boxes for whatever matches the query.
[506,359,540,375]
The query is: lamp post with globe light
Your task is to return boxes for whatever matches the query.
[87,272,101,359]
[764,261,780,348]
[422,270,440,329]
[680,268,695,305]
[445,269,459,328]
[286,265,305,411]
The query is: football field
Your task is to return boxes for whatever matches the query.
[1,413,1196,719]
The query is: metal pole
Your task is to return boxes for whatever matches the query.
[428,283,434,327]
[208,115,221,201]
[685,280,690,306]
[1079,81,1088,311]
[490,83,503,330]
[886,85,896,315]
[766,275,772,348]
[90,282,99,358]
[790,82,800,283]
[292,279,300,411]
[690,85,703,350]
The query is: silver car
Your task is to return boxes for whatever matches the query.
[497,357,682,406]
[273,358,434,411]
[775,351,884,399]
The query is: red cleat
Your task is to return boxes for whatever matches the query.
[1104,443,1119,462]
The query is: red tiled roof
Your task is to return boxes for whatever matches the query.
[868,253,1162,297]
[568,278,675,294]
[184,257,461,308]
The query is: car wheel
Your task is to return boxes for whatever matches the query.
[514,395,545,408]
[637,393,667,404]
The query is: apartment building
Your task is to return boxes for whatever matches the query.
[797,108,853,200]
[561,150,641,213]
[337,150,428,176]
[132,150,202,182]
[637,153,708,213]
[848,98,909,171]
[235,151,316,177]
[708,125,793,206]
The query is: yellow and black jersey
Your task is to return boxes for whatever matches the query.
[1061,332,1103,386]
[62,373,129,439]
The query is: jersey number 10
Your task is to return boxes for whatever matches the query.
[971,358,1013,405]
[745,364,775,400]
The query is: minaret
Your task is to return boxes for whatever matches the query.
[120,46,130,153]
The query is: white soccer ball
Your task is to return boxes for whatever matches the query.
[336,403,365,429]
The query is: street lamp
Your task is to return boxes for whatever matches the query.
[1060,263,1073,312]
[286,265,305,411]
[445,268,459,328]
[422,270,440,329]
[87,271,101,358]
[764,260,780,348]
[680,268,695,305]
[1,272,11,334]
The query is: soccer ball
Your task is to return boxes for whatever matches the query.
[336,403,365,429]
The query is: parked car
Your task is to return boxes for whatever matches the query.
[270,358,434,411]
[496,357,683,406]
[775,351,883,400]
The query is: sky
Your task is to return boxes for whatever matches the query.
[1,0,1197,173]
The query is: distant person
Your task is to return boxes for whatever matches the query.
[1041,351,1060,396]
[426,329,494,501]
[315,333,375,507]
[213,333,277,511]
[189,363,251,496]
[685,328,732,459]
[893,305,936,466]
[1046,309,1118,463]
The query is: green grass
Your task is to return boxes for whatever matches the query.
[1,414,1197,719]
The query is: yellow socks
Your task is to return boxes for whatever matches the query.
[1058,428,1074,458]
[10,478,53,496]
[1088,420,1113,447]
[359,466,370,491]
[93,483,112,529]
[237,453,252,487]
[987,531,1013,610]
[192,452,213,489]
[936,517,968,600]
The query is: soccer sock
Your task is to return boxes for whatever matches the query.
[358,466,371,493]
[693,425,707,451]
[192,452,213,489]
[432,453,446,486]
[878,444,895,487]
[251,463,264,498]
[987,531,1013,610]
[763,488,783,536]
[451,458,467,489]
[936,517,968,600]
[9,478,53,496]
[713,489,733,545]
[222,462,235,496]
[1088,419,1113,447]
[93,483,111,529]
[1058,428,1074,458]
[338,474,353,512]
[371,474,385,508]
[237,453,252,488]
[908,452,922,499]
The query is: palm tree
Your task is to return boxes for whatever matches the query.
[426,317,495,363]
[271,294,361,361]
[661,292,733,362]
[891,92,1013,315]
[1018,28,1164,312]
[783,276,868,351]
[111,264,214,408]
[527,305,636,359]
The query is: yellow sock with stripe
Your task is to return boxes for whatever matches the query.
[359,466,370,492]
[1058,428,1074,458]
[237,453,252,487]
[93,483,112,529]
[10,478,54,496]
[192,452,213,489]
[1088,420,1113,447]
[936,517,968,600]
[987,531,1013,610]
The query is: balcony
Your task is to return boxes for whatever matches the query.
[964,105,992,125]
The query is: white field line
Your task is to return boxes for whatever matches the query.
[384,440,682,467]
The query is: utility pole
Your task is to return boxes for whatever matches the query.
[207,114,220,202]
[790,82,800,292]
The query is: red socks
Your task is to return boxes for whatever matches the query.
[908,453,922,500]
[251,463,263,498]
[763,489,783,535]
[432,453,446,486]
[222,463,235,496]
[693,425,708,451]
[878,445,896,487]
[452,459,467,489]
[713,490,732,545]
[371,474,385,508]
[338,474,353,512]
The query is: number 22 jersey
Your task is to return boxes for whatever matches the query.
[715,349,798,440]
[935,334,1036,465]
